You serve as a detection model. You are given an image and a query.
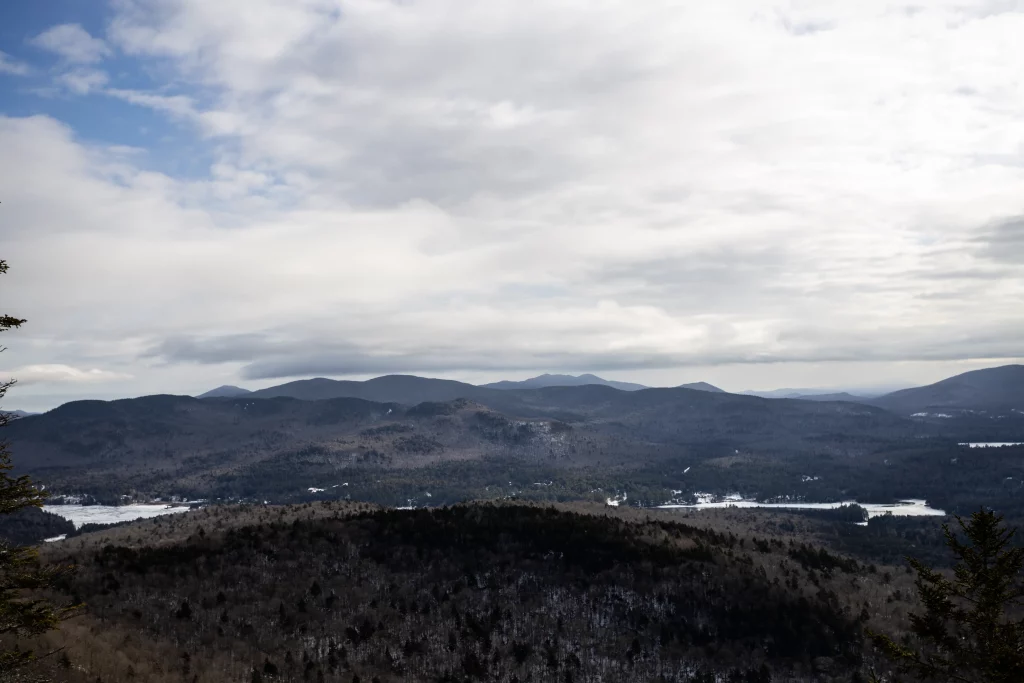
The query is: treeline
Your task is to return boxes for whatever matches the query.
[0,506,74,545]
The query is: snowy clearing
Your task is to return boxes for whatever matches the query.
[659,498,945,518]
[43,504,192,529]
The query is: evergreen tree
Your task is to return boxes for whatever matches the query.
[870,509,1024,682]
[0,259,79,672]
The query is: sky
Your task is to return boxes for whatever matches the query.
[1,1,1023,412]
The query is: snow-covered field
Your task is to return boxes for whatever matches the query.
[43,504,192,529]
[659,498,945,518]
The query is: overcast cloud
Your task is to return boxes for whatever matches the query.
[1,1,1024,410]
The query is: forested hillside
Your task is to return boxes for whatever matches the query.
[27,501,919,683]
[3,385,958,503]
[6,382,1023,520]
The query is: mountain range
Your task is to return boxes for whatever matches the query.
[4,363,1021,508]
[6,380,930,504]
[192,365,1022,416]
[199,373,729,403]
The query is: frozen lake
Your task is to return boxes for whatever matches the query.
[658,498,945,518]
[43,504,192,529]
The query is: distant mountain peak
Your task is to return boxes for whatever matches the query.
[197,385,252,399]
[678,382,725,393]
[481,374,647,392]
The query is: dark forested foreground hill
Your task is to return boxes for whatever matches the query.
[27,501,915,683]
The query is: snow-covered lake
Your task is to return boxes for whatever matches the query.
[959,442,1024,448]
[659,498,945,518]
[43,504,192,529]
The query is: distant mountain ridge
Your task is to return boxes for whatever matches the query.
[741,388,882,400]
[187,364,1023,418]
[786,392,871,403]
[482,373,647,392]
[250,375,495,404]
[2,409,39,418]
[870,364,1024,414]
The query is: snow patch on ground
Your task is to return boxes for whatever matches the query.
[43,504,191,529]
[659,498,945,518]
[605,492,628,507]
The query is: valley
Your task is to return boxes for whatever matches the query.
[5,365,1022,524]
[2,366,1022,682]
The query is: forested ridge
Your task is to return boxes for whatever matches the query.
[6,390,1022,525]
[19,501,933,683]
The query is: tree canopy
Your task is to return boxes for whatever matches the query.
[0,259,78,673]
[870,508,1024,682]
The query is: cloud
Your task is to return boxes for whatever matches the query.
[2,1,1024,402]
[104,89,199,120]
[0,51,31,76]
[58,68,109,95]
[975,215,1024,265]
[2,364,132,386]
[31,24,112,64]
[147,316,1024,382]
